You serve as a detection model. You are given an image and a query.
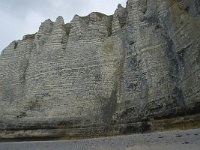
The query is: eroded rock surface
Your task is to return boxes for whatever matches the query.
[0,0,200,137]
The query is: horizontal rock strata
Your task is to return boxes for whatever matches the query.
[0,0,200,138]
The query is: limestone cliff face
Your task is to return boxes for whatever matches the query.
[0,0,200,135]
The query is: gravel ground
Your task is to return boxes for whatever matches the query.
[0,128,200,150]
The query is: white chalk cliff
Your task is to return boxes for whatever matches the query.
[0,0,200,138]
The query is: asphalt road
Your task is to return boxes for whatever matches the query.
[0,129,200,150]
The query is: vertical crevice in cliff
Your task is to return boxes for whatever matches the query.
[19,34,36,87]
[101,33,126,127]
[102,46,126,127]
[19,59,29,85]
[14,41,18,49]
[18,37,36,120]
[64,23,72,38]
[165,36,187,114]
[61,23,71,51]
[107,16,113,37]
[101,86,118,126]
[104,55,127,126]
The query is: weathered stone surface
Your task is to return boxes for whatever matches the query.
[0,0,200,137]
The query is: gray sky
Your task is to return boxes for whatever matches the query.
[0,0,126,52]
